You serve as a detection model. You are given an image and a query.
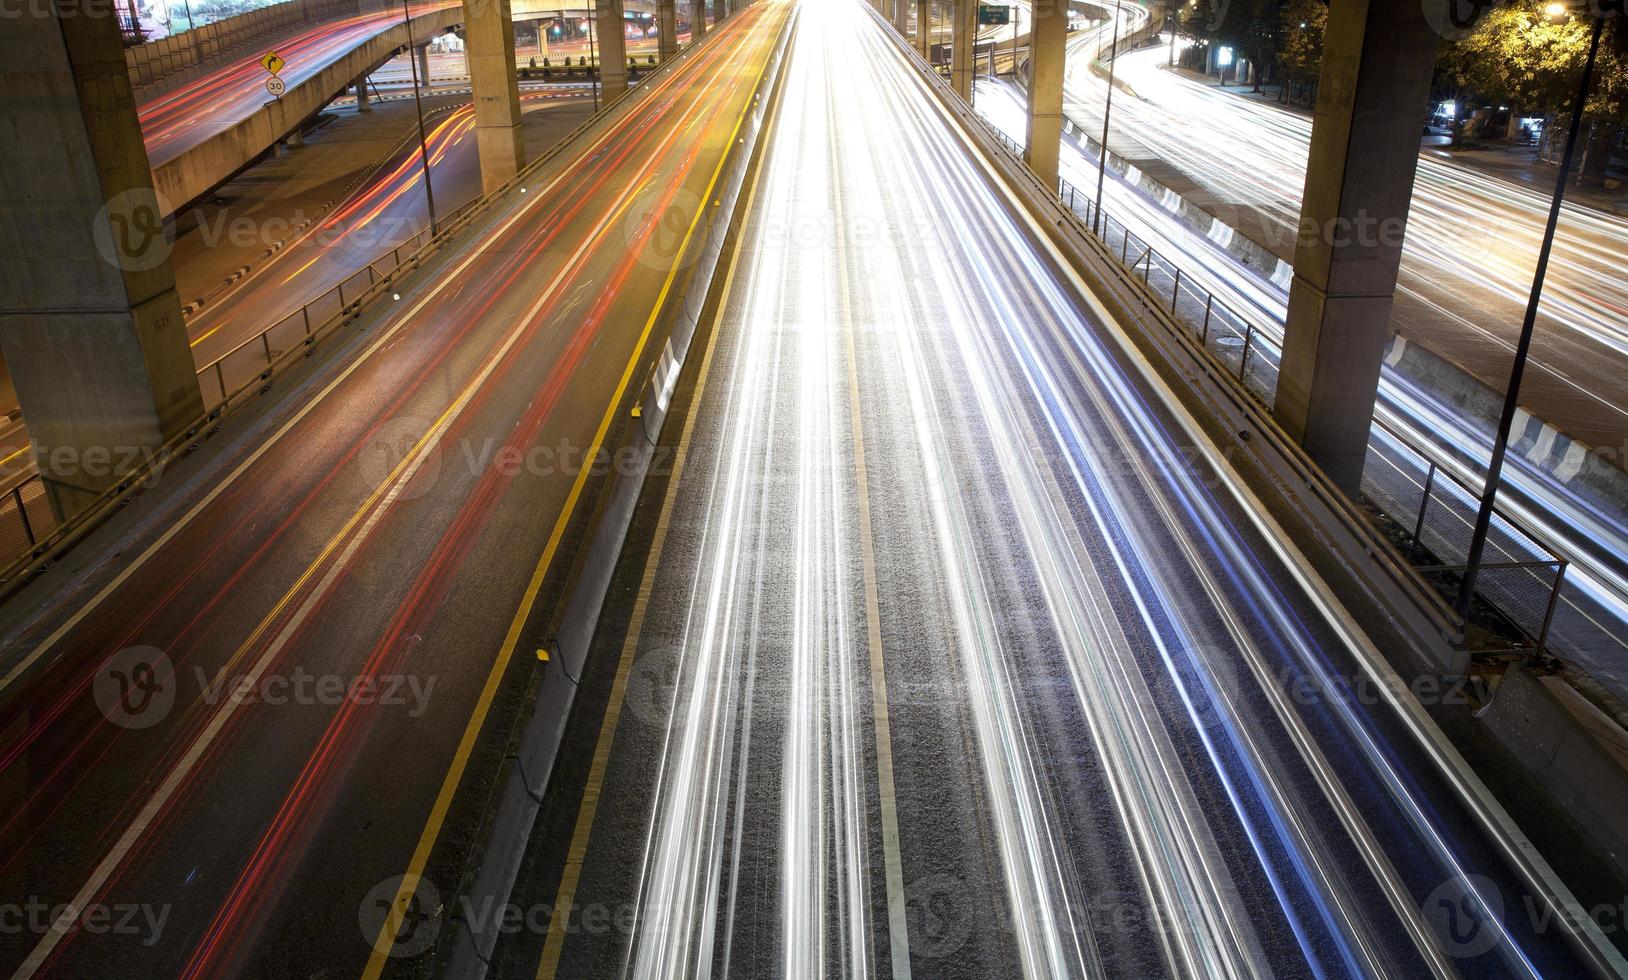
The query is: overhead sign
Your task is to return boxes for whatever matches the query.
[260,50,285,75]
[265,76,286,98]
[978,4,1011,24]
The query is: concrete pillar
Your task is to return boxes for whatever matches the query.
[285,126,304,148]
[1272,0,1439,492]
[893,0,909,36]
[1025,0,1066,188]
[951,0,976,100]
[711,0,725,25]
[916,0,930,56]
[462,0,525,194]
[0,6,204,517]
[355,79,372,111]
[414,43,431,86]
[657,0,679,60]
[690,0,707,42]
[597,0,629,101]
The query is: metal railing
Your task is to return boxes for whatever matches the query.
[1053,170,1574,660]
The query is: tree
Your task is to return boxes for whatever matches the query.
[1277,0,1326,103]
[1440,4,1626,124]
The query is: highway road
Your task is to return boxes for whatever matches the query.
[0,3,786,976]
[138,0,456,166]
[522,2,1617,977]
[1061,4,1628,456]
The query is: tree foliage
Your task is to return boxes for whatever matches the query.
[1277,0,1326,84]
[1439,5,1625,123]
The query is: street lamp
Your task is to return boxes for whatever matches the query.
[402,0,439,238]
[1455,0,1606,619]
[1092,0,1123,234]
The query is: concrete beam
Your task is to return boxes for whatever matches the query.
[0,3,203,517]
[1273,0,1438,492]
[951,0,976,100]
[597,0,629,101]
[464,0,526,194]
[1025,0,1065,188]
[657,0,679,59]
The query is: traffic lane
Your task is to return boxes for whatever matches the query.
[0,14,782,977]
[139,3,457,166]
[831,9,1592,975]
[186,94,593,371]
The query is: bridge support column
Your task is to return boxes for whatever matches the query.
[711,0,725,26]
[1273,0,1438,493]
[414,43,431,86]
[0,8,203,518]
[463,0,525,194]
[657,0,679,60]
[690,0,707,42]
[355,79,372,111]
[597,0,629,101]
[893,0,908,36]
[1025,0,1065,188]
[916,0,930,56]
[951,0,975,100]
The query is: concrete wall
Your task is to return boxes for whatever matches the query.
[149,5,465,218]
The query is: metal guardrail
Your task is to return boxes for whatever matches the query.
[1046,167,1573,660]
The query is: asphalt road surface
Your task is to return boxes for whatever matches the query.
[0,6,785,976]
[518,3,1615,978]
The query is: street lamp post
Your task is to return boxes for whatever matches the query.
[588,9,601,111]
[402,0,439,238]
[1455,2,1605,619]
[1092,0,1122,234]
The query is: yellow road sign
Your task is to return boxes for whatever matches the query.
[261,51,285,75]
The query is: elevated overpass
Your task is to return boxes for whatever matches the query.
[135,0,673,218]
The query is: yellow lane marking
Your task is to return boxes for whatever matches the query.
[361,12,785,976]
[531,14,787,976]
